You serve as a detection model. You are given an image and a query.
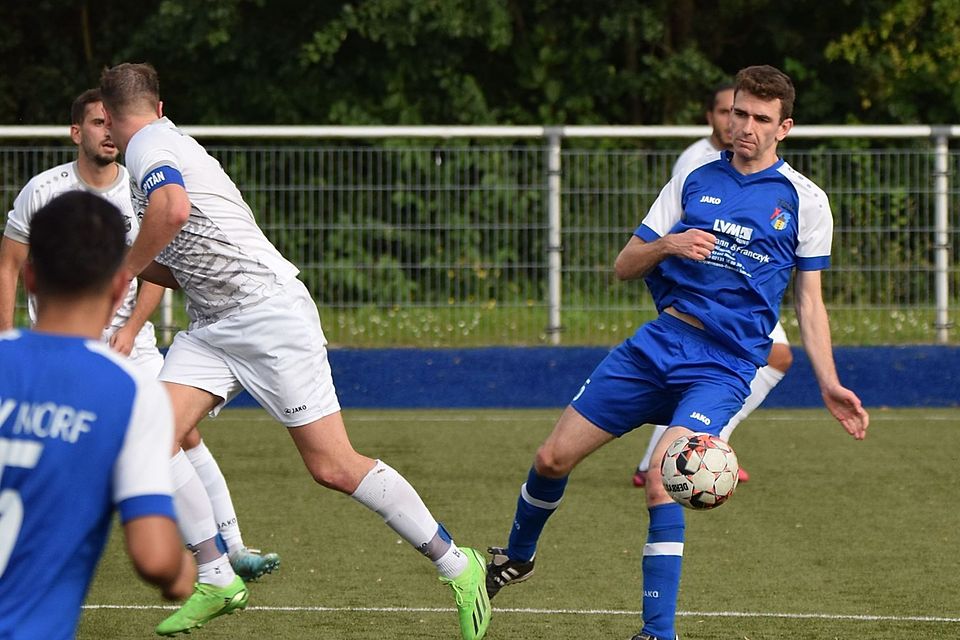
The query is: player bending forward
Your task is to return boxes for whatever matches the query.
[100,62,490,640]
[0,89,280,583]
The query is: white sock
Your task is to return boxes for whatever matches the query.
[196,552,236,588]
[170,449,236,586]
[638,424,669,473]
[351,460,468,578]
[719,365,786,441]
[184,440,244,555]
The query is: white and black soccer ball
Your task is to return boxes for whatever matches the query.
[660,433,739,510]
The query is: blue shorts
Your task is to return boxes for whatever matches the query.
[570,313,756,437]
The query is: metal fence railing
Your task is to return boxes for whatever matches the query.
[2,125,959,348]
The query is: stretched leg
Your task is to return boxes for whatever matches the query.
[488,406,614,598]
[639,425,693,640]
[287,411,490,640]
[156,383,248,637]
[182,428,280,579]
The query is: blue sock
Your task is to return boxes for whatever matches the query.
[506,467,568,562]
[641,502,685,640]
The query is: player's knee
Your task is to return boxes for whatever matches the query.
[768,343,793,373]
[533,445,574,478]
[307,466,355,492]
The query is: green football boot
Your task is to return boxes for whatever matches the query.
[441,547,492,640]
[155,576,249,636]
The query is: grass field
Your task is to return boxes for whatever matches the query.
[77,408,960,640]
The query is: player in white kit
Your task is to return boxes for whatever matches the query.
[0,191,195,639]
[631,83,793,488]
[0,90,279,583]
[100,63,491,639]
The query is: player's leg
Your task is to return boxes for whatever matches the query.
[633,424,668,487]
[153,333,251,636]
[717,322,793,482]
[222,280,489,639]
[638,423,692,640]
[486,405,613,599]
[287,413,490,640]
[132,336,279,580]
[633,323,754,640]
[181,428,280,580]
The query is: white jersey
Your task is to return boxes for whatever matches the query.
[671,137,721,177]
[124,118,299,328]
[4,161,158,349]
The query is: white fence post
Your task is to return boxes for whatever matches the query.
[933,130,951,343]
[545,128,563,345]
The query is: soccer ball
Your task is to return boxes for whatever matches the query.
[660,433,739,510]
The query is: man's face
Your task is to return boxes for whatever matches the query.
[706,88,735,148]
[72,102,117,167]
[730,91,792,165]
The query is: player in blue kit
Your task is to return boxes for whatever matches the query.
[484,65,869,640]
[0,191,194,640]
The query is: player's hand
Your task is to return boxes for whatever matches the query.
[821,384,869,440]
[109,326,136,356]
[668,229,716,261]
[110,267,136,319]
[162,548,197,601]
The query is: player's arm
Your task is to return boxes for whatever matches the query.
[140,261,181,289]
[794,269,869,439]
[123,516,195,600]
[125,183,191,278]
[109,280,166,355]
[0,236,28,331]
[614,229,716,281]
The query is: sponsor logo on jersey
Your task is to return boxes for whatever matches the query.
[712,218,753,243]
[690,411,711,425]
[699,195,722,205]
[770,206,791,231]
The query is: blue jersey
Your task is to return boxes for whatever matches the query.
[0,331,175,640]
[636,151,833,366]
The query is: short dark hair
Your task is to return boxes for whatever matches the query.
[734,65,795,122]
[706,82,735,113]
[99,62,160,115]
[29,192,126,297]
[70,89,102,125]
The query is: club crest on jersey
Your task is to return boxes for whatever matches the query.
[770,207,791,231]
[712,218,753,244]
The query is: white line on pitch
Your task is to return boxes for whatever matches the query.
[227,411,959,424]
[81,604,960,623]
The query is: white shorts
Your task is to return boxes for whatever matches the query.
[102,322,164,378]
[129,343,164,378]
[769,321,789,346]
[159,279,341,426]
